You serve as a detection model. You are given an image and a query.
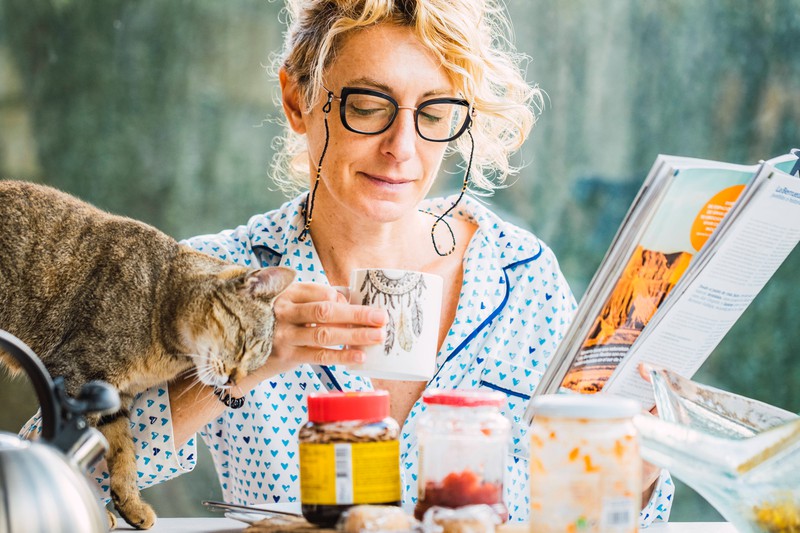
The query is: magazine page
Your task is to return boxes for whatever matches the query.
[531,156,671,399]
[558,161,755,394]
[528,156,760,421]
[605,156,800,408]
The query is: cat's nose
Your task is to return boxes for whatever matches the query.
[227,369,243,385]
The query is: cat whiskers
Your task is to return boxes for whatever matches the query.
[172,374,224,412]
[168,354,220,405]
[192,350,226,387]
[174,363,205,385]
[211,380,245,400]
[168,352,245,406]
[176,352,203,361]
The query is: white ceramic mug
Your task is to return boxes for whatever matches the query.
[346,268,443,381]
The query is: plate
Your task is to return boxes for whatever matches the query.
[225,511,268,525]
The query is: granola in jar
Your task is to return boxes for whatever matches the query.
[299,391,400,527]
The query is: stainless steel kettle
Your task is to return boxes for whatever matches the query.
[0,329,121,532]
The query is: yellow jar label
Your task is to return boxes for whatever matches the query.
[299,441,400,505]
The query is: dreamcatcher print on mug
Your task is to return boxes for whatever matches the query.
[360,270,427,354]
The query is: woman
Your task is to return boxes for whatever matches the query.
[27,0,673,525]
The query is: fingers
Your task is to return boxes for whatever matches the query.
[293,346,368,367]
[267,342,368,368]
[275,283,387,327]
[243,345,368,389]
[266,281,387,369]
[277,282,343,305]
[280,323,385,348]
[638,362,653,383]
[286,301,387,327]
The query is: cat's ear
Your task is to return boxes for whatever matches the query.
[240,266,295,300]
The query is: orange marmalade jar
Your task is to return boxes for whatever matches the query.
[528,395,641,533]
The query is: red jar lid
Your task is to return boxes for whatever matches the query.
[307,390,390,423]
[422,389,504,408]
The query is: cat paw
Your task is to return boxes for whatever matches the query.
[121,507,156,530]
[105,509,117,530]
[112,496,157,530]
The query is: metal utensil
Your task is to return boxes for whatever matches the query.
[202,500,302,517]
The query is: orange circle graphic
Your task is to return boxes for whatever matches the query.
[690,184,745,252]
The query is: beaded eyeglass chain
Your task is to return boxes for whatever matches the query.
[298,92,475,257]
[298,93,333,243]
[214,388,245,410]
[418,128,474,256]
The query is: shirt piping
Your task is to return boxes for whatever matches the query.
[431,241,544,384]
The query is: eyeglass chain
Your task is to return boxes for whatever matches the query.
[298,93,333,243]
[214,387,245,409]
[417,128,474,256]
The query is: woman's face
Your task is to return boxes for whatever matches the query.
[285,24,456,225]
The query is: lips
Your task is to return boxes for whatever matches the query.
[362,172,414,186]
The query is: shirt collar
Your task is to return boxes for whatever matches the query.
[255,193,540,272]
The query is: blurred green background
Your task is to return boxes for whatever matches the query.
[1,0,799,522]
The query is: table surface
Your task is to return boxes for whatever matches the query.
[118,518,737,533]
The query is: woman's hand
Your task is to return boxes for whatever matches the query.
[170,282,386,447]
[636,362,663,507]
[247,282,387,381]
[641,457,661,508]
[641,405,662,508]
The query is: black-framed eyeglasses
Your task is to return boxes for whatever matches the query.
[323,86,472,142]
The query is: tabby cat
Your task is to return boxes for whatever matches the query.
[0,180,295,530]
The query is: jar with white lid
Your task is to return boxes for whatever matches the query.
[415,389,511,521]
[528,394,641,533]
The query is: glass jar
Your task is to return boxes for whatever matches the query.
[415,390,511,521]
[299,391,401,527]
[528,394,641,533]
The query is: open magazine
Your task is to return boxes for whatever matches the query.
[525,149,800,419]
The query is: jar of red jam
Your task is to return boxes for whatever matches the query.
[415,390,511,521]
[299,391,401,527]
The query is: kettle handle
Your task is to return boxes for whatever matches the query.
[0,329,60,441]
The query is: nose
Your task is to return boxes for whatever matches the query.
[227,368,243,385]
[380,107,417,162]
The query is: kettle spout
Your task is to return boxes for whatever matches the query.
[51,378,120,470]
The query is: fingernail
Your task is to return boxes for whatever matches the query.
[352,351,366,363]
[332,286,350,301]
[369,309,387,324]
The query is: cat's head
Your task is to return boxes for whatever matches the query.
[180,265,295,387]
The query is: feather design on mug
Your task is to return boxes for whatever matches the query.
[360,270,426,355]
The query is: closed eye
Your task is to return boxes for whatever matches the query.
[418,110,444,124]
[346,98,393,117]
[238,334,248,360]
[350,105,389,117]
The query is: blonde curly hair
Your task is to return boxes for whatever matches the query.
[272,0,541,195]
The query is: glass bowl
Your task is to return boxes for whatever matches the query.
[633,365,800,533]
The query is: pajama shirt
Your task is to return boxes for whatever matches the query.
[22,193,673,524]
